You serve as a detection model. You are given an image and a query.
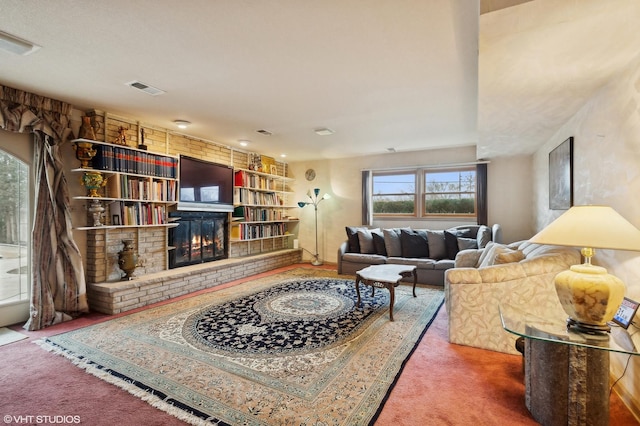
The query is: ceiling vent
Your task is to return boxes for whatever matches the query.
[256,129,273,136]
[125,81,165,96]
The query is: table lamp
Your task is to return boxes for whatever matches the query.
[529,205,640,334]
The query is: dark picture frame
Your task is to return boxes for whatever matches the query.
[549,137,573,210]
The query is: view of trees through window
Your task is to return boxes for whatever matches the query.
[0,150,29,305]
[372,167,476,217]
[424,168,476,215]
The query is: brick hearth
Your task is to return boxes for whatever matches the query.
[88,248,302,314]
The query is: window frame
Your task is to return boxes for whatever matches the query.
[371,170,418,217]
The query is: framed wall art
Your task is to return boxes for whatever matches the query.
[549,137,573,210]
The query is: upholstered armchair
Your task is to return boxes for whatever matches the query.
[444,241,581,354]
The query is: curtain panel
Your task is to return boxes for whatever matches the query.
[0,86,88,330]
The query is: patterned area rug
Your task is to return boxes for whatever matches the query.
[39,268,443,425]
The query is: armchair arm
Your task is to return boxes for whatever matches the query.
[337,241,349,274]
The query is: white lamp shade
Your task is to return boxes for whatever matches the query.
[529,205,640,251]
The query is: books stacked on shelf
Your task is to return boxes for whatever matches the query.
[92,144,178,178]
[105,176,177,201]
[232,206,284,222]
[231,222,286,240]
[233,188,282,205]
[234,170,276,190]
[109,201,167,226]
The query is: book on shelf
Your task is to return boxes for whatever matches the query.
[91,144,177,178]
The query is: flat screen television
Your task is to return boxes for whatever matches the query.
[177,155,234,212]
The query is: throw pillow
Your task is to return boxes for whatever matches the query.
[357,228,379,254]
[400,229,429,258]
[383,228,404,257]
[372,229,387,256]
[494,248,525,264]
[476,241,498,267]
[426,230,447,260]
[457,237,477,251]
[476,225,492,249]
[444,229,471,260]
[345,226,367,253]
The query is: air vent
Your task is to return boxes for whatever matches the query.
[125,81,165,96]
[256,129,272,136]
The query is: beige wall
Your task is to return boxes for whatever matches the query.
[289,145,534,265]
[532,53,640,414]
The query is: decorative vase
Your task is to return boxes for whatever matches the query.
[118,239,138,280]
[87,199,105,227]
[73,141,97,168]
[77,116,98,140]
[81,171,106,197]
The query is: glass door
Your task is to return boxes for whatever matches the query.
[0,131,31,327]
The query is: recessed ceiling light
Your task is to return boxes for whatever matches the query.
[314,128,334,136]
[174,120,190,129]
[0,30,40,55]
[238,140,250,147]
[280,154,287,158]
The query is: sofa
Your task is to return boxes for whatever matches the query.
[337,224,502,286]
[444,240,581,354]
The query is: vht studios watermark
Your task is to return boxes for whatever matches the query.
[3,415,81,424]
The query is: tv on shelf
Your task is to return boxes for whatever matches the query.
[177,155,234,212]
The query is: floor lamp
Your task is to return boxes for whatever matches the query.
[298,188,330,266]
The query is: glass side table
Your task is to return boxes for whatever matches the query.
[499,302,639,426]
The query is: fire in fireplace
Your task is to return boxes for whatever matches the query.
[169,211,228,268]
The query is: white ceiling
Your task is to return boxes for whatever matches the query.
[0,0,638,162]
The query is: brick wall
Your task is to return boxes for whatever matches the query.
[78,110,296,297]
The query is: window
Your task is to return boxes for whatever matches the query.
[372,172,416,215]
[424,168,476,216]
[371,166,478,219]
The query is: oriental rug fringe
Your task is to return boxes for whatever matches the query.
[38,268,443,425]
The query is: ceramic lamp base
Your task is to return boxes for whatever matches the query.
[554,263,625,332]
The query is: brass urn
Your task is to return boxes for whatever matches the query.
[118,239,138,280]
[73,141,97,168]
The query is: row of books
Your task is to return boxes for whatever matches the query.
[230,223,287,240]
[232,206,285,222]
[109,201,167,226]
[91,144,178,178]
[106,175,177,201]
[234,170,278,190]
[233,188,282,206]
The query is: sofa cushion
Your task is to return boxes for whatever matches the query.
[400,229,429,258]
[426,230,447,260]
[345,226,368,253]
[457,237,477,251]
[434,259,456,270]
[342,253,387,265]
[444,228,472,260]
[372,229,387,256]
[357,228,379,254]
[476,225,492,249]
[387,257,436,270]
[383,228,406,257]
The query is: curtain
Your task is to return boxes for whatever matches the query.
[361,170,372,226]
[476,163,488,226]
[0,85,88,330]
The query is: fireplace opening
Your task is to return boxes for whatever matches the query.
[168,211,228,269]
